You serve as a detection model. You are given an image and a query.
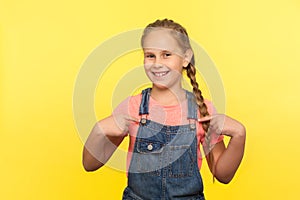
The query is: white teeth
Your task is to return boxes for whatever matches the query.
[153,71,168,77]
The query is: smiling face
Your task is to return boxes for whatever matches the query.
[142,29,191,90]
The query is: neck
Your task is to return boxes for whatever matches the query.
[150,85,186,106]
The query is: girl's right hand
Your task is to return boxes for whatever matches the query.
[83,114,138,171]
[98,114,139,137]
[112,114,139,136]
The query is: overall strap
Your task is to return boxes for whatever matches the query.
[139,88,151,115]
[186,91,198,120]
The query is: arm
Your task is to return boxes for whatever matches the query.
[200,115,246,184]
[82,115,138,171]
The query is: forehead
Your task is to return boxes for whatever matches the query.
[142,29,183,54]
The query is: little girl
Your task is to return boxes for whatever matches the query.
[83,19,246,200]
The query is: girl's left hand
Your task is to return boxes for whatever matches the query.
[198,114,246,138]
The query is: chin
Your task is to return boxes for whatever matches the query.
[152,83,169,89]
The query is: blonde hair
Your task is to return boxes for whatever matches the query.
[141,18,215,177]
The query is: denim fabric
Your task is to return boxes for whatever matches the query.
[123,88,205,200]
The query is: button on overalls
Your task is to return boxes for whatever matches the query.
[122,88,205,200]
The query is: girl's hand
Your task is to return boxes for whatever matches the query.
[198,114,246,183]
[111,114,139,136]
[198,114,246,138]
[83,114,138,171]
[97,114,139,138]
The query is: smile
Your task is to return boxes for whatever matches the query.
[152,71,169,77]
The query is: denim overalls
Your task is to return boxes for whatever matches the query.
[122,88,205,200]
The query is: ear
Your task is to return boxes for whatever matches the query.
[183,49,193,68]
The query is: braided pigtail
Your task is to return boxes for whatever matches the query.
[186,63,215,179]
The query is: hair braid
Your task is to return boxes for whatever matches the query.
[186,63,215,181]
[186,64,212,150]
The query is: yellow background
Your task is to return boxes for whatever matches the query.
[1,0,300,199]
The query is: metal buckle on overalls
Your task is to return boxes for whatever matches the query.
[140,116,147,125]
[189,119,196,130]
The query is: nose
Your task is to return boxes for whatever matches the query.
[153,57,163,68]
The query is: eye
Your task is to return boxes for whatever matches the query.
[163,52,172,58]
[145,53,155,58]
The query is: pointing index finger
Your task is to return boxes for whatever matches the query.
[198,115,213,122]
[125,116,140,123]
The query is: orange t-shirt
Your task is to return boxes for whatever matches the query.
[113,94,224,172]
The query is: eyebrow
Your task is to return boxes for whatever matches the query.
[143,49,172,53]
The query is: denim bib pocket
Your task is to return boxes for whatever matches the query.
[136,139,164,154]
